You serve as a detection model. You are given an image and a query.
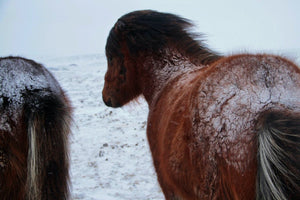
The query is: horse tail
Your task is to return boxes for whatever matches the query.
[256,110,300,200]
[24,90,72,200]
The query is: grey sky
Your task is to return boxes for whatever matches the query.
[0,0,299,57]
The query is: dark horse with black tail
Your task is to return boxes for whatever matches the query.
[102,10,300,200]
[0,57,72,200]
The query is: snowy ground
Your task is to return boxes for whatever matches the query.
[37,54,164,200]
[35,51,300,200]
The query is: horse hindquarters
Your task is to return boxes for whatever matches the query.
[257,110,300,200]
[24,91,72,200]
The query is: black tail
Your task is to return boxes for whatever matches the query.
[257,110,300,200]
[24,90,72,200]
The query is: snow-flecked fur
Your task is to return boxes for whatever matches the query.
[0,57,72,200]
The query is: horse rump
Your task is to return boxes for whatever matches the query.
[257,109,300,200]
[24,89,72,200]
[0,57,72,199]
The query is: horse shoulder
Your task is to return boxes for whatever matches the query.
[147,70,209,198]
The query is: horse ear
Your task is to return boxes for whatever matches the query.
[114,20,126,33]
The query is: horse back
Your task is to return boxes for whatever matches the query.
[147,54,300,199]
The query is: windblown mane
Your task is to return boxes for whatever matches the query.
[106,10,221,65]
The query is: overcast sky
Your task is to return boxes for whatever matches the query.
[0,0,299,57]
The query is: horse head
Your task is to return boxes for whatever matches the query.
[102,10,221,107]
[102,17,142,108]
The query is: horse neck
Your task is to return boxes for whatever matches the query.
[138,48,207,105]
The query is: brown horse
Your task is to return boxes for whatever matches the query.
[0,57,72,200]
[102,10,300,200]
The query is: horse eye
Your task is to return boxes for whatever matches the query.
[107,57,112,63]
[120,66,126,75]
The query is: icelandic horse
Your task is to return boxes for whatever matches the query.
[0,57,72,200]
[102,10,300,200]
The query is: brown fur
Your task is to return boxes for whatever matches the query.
[103,10,300,199]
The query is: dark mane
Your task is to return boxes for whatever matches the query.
[106,10,221,65]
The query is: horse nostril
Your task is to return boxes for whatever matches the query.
[104,98,112,107]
